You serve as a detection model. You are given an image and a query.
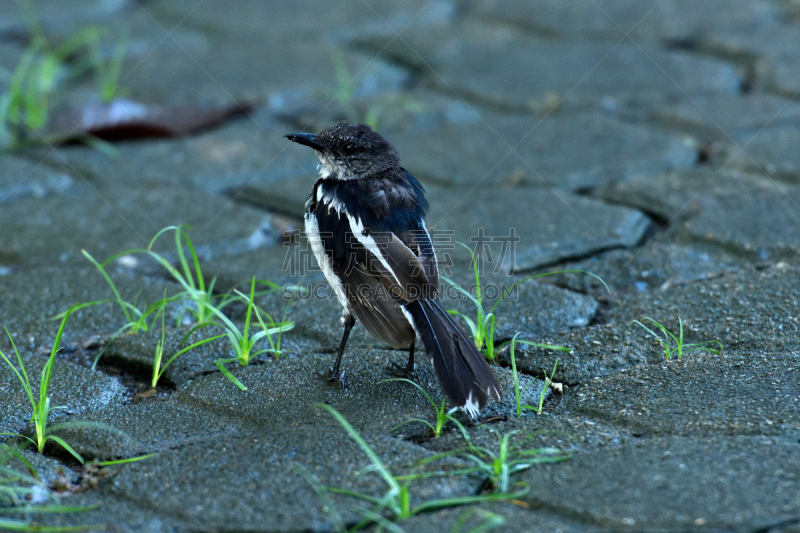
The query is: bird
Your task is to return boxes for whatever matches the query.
[285,123,501,416]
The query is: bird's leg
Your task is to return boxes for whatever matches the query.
[388,340,418,381]
[330,315,355,382]
[404,340,416,375]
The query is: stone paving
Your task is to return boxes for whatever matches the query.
[1,1,799,531]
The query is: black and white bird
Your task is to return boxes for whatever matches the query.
[286,123,501,416]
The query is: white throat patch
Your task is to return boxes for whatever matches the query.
[317,154,339,179]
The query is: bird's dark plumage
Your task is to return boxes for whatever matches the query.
[286,123,501,416]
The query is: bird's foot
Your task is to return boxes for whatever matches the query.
[320,368,345,386]
[387,362,417,382]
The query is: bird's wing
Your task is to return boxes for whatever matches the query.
[311,200,418,347]
[337,265,416,348]
[343,213,435,302]
[312,198,436,299]
[406,219,439,292]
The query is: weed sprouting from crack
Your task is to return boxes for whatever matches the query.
[443,243,605,364]
[317,404,525,531]
[185,277,294,391]
[416,429,570,495]
[380,378,470,440]
[59,226,295,389]
[508,334,560,418]
[631,317,723,360]
[1,306,85,464]
[0,444,100,531]
[0,306,134,466]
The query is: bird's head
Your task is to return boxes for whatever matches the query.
[285,123,400,180]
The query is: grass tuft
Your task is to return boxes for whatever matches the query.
[318,404,524,531]
[149,291,225,389]
[631,317,723,360]
[1,307,139,466]
[66,226,294,379]
[443,243,601,364]
[0,1,128,151]
[380,379,469,440]
[456,430,568,494]
[509,334,559,418]
[0,444,100,531]
[186,277,294,391]
[0,305,85,463]
[417,430,569,495]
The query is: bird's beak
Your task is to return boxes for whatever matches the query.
[285,132,324,151]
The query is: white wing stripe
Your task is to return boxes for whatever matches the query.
[418,218,437,270]
[348,216,404,288]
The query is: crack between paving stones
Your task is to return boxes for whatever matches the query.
[346,39,555,116]
[751,516,800,533]
[424,78,554,115]
[515,240,649,275]
[672,228,800,264]
[578,192,674,229]
[519,496,642,530]
[661,38,756,95]
[585,298,612,328]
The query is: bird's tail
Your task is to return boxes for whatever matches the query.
[402,299,502,416]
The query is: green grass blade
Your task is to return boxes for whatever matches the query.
[158,334,227,381]
[509,334,526,418]
[197,302,239,340]
[50,300,122,322]
[92,453,154,466]
[379,378,436,409]
[181,227,206,294]
[631,318,669,357]
[146,225,180,250]
[325,487,385,506]
[441,276,482,314]
[411,486,529,515]
[239,278,258,348]
[7,504,99,514]
[43,436,83,464]
[683,340,724,355]
[0,433,36,449]
[0,444,37,478]
[40,304,79,408]
[318,404,401,494]
[0,518,102,531]
[633,318,676,358]
[509,339,571,352]
[172,227,195,293]
[215,359,247,390]
[0,328,36,407]
[538,358,559,413]
[141,250,192,294]
[178,321,223,345]
[81,250,134,323]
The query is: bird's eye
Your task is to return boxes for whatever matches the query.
[342,143,358,155]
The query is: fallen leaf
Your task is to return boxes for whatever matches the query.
[49,98,252,141]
